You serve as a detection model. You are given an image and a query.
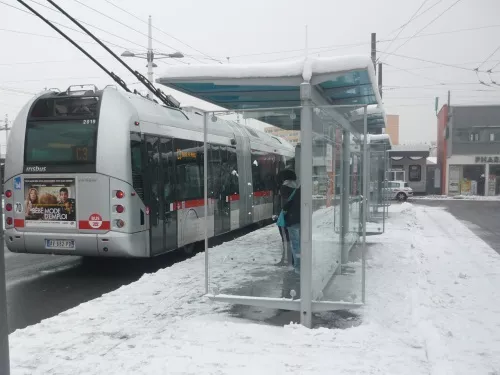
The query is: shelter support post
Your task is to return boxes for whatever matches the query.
[362,106,368,303]
[340,129,351,265]
[203,112,209,295]
[299,82,313,328]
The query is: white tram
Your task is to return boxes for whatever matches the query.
[3,85,294,257]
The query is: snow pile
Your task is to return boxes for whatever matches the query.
[8,203,500,374]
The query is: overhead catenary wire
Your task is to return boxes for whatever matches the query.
[27,0,149,51]
[379,0,431,61]
[386,0,444,36]
[383,62,444,85]
[476,45,500,71]
[376,50,490,73]
[384,58,500,72]
[0,1,136,51]
[16,0,131,93]
[103,0,221,64]
[68,0,189,65]
[0,76,104,84]
[247,24,500,64]
[46,0,179,107]
[384,0,463,61]
[0,86,36,95]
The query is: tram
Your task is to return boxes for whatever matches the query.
[3,85,295,257]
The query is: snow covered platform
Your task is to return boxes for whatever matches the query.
[9,202,500,374]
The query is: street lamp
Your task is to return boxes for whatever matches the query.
[120,16,184,85]
[121,50,184,82]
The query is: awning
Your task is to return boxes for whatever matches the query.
[157,56,386,134]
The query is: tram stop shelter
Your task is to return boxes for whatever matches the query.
[357,133,392,236]
[157,55,387,328]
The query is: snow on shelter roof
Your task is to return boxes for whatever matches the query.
[156,55,385,134]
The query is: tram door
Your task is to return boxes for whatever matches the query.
[211,145,231,236]
[160,137,178,252]
[273,154,284,214]
[144,135,163,254]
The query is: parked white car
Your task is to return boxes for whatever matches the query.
[384,180,413,201]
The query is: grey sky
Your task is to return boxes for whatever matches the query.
[1,0,500,149]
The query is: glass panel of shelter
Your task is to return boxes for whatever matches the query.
[311,105,364,307]
[207,108,302,304]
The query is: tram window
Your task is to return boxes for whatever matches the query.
[208,144,222,199]
[262,153,275,191]
[29,97,99,118]
[409,165,421,182]
[159,138,176,203]
[251,151,264,192]
[175,139,203,201]
[143,136,161,225]
[228,147,239,195]
[130,132,144,199]
[25,120,97,164]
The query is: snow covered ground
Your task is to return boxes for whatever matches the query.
[413,194,500,201]
[8,202,500,374]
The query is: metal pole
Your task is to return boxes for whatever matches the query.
[203,113,209,294]
[0,165,10,375]
[147,15,155,97]
[299,82,313,328]
[378,62,383,98]
[371,33,376,71]
[362,106,368,304]
[340,130,350,265]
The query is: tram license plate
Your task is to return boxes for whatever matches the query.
[45,239,75,250]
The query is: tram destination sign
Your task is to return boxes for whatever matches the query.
[475,156,500,163]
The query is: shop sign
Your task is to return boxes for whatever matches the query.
[475,156,500,163]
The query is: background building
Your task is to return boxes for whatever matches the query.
[437,104,500,196]
[385,114,399,145]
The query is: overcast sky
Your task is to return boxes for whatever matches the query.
[1,0,500,150]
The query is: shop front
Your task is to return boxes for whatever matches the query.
[447,155,500,196]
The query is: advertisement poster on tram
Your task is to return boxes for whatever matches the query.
[24,178,77,228]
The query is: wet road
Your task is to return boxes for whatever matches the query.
[413,199,500,255]
[3,223,264,334]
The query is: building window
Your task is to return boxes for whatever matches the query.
[470,132,479,142]
[409,165,421,182]
[455,130,469,142]
[490,133,495,142]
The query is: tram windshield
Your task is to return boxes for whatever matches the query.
[24,120,97,164]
